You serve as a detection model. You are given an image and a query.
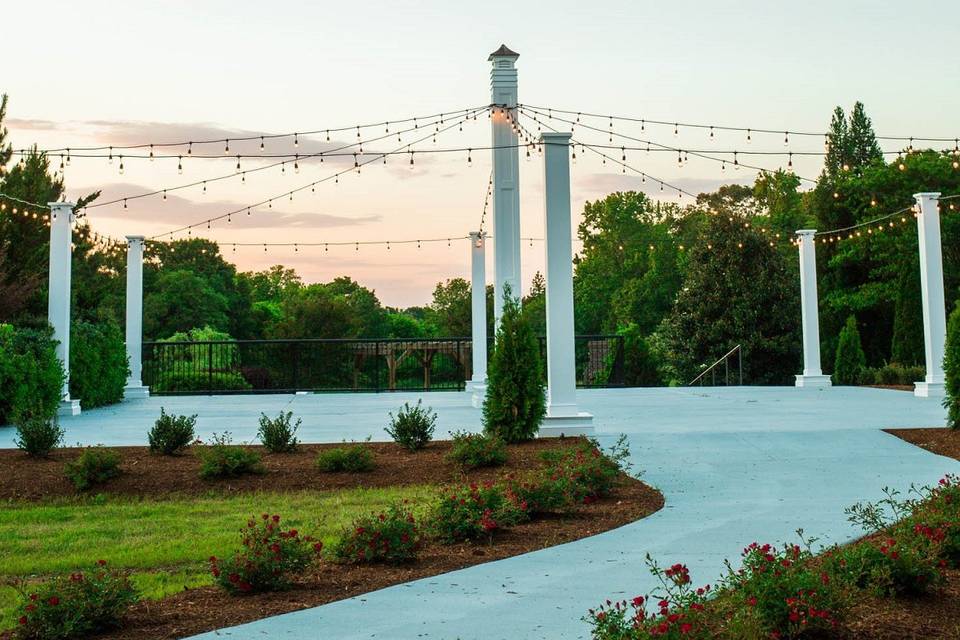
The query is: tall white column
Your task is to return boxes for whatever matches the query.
[47,201,80,416]
[539,132,592,436]
[914,192,947,398]
[124,235,150,399]
[489,44,521,326]
[794,230,831,388]
[467,231,488,405]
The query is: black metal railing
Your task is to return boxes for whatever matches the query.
[142,335,625,395]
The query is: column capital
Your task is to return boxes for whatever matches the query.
[48,201,75,209]
[796,229,817,237]
[540,132,572,144]
[125,235,146,242]
[913,192,941,200]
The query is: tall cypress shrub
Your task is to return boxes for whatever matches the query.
[945,304,960,429]
[834,315,867,385]
[482,288,546,442]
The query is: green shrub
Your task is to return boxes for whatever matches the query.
[331,503,422,563]
[618,323,663,386]
[14,415,64,457]
[209,514,322,594]
[13,560,137,640]
[861,362,926,386]
[257,411,300,453]
[539,435,631,501]
[834,315,867,385]
[152,371,252,393]
[0,323,65,426]
[385,400,436,451]
[448,431,507,469]
[946,303,960,429]
[64,447,121,491]
[316,443,375,473]
[826,537,941,596]
[195,432,264,479]
[482,289,546,443]
[147,408,196,455]
[429,481,526,543]
[69,321,127,409]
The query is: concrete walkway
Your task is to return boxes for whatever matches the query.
[2,387,955,639]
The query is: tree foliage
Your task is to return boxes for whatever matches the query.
[946,304,960,429]
[482,289,546,442]
[834,315,867,385]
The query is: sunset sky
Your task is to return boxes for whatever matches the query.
[4,0,957,307]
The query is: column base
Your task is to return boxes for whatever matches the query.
[538,411,594,438]
[467,382,487,409]
[123,385,151,400]
[58,399,81,417]
[914,381,946,398]
[795,374,832,388]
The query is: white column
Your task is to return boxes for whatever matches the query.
[539,132,592,436]
[124,235,150,399]
[489,44,521,326]
[794,230,831,388]
[467,232,488,405]
[47,202,80,416]
[914,192,947,398]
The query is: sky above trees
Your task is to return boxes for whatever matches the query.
[2,0,957,306]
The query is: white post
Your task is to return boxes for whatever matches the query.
[794,230,831,388]
[539,132,592,436]
[467,231,488,406]
[124,235,150,399]
[47,202,80,416]
[489,44,521,326]
[914,192,947,398]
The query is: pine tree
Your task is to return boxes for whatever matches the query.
[890,262,924,365]
[847,101,883,171]
[834,315,867,385]
[945,304,960,429]
[482,287,546,442]
[822,106,849,178]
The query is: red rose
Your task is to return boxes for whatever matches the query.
[48,596,60,606]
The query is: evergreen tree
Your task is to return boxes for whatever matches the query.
[834,315,867,385]
[945,304,960,429]
[847,101,883,171]
[823,106,849,178]
[482,287,546,442]
[663,213,800,384]
[890,261,924,365]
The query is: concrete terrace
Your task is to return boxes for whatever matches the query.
[2,386,956,639]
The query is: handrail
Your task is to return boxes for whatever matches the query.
[688,344,743,386]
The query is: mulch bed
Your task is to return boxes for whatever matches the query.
[886,427,960,460]
[1,438,606,501]
[0,438,664,640]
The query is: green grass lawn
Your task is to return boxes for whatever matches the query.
[0,486,435,629]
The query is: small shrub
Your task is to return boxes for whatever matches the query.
[946,303,960,429]
[209,514,322,594]
[195,432,264,479]
[316,443,375,473]
[0,323,65,426]
[147,408,196,455]
[257,411,300,453]
[332,503,422,563]
[448,431,507,469]
[430,481,526,543]
[14,415,64,457]
[587,555,713,639]
[834,315,866,385]
[14,560,137,640]
[724,537,848,637]
[385,400,436,451]
[482,288,546,443]
[64,447,121,491]
[826,537,942,596]
[539,435,631,502]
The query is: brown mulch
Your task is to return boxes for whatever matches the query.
[865,384,915,392]
[0,438,664,640]
[886,427,960,461]
[0,438,599,501]
[51,478,660,640]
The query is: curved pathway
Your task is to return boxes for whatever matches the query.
[2,387,954,639]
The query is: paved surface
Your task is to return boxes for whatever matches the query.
[2,387,955,639]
